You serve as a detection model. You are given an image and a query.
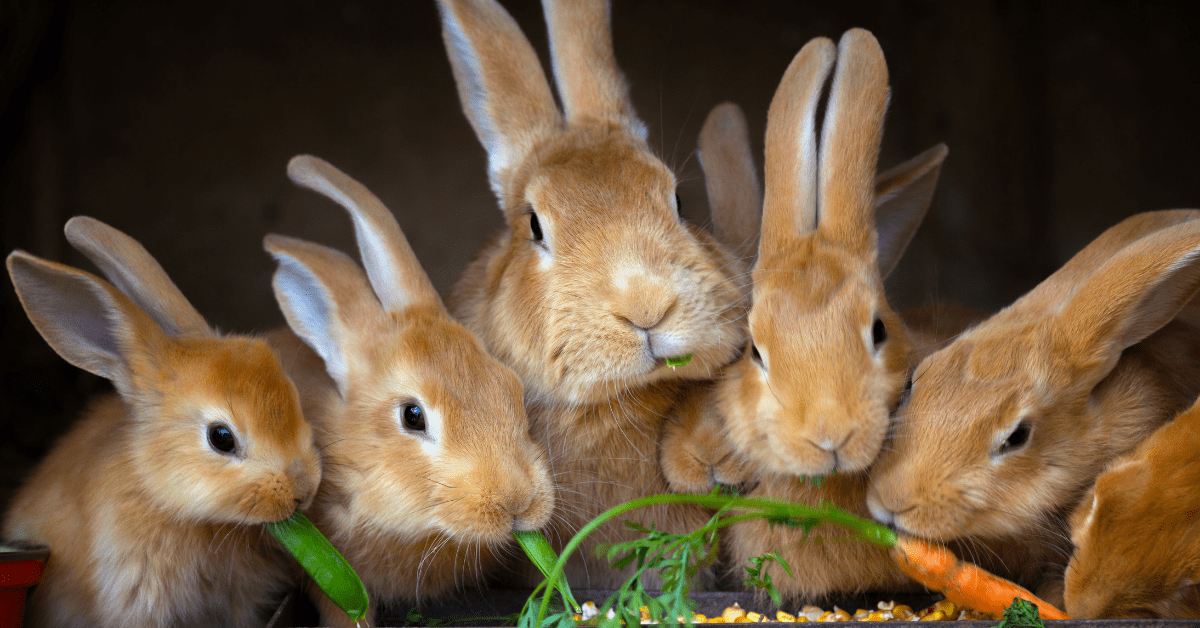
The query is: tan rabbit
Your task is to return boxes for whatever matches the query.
[437,0,751,587]
[867,210,1200,600]
[3,217,320,628]
[661,29,949,601]
[1063,395,1200,619]
[263,155,555,626]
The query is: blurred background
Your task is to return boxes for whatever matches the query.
[1,0,1197,510]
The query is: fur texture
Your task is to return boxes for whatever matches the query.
[3,218,320,628]
[1063,395,1200,619]
[266,156,554,626]
[867,211,1200,600]
[438,0,749,587]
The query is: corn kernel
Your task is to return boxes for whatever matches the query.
[876,601,895,612]
[919,610,946,621]
[863,611,888,622]
[692,614,707,624]
[734,617,753,623]
[747,612,765,622]
[799,605,824,622]
[723,604,747,622]
[852,609,871,620]
[775,611,796,623]
[933,600,956,617]
[707,617,726,624]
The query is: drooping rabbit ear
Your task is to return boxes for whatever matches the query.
[816,28,890,252]
[759,36,836,260]
[1017,210,1200,318]
[265,234,379,398]
[287,155,443,316]
[62,216,210,337]
[698,102,763,264]
[437,0,561,196]
[541,0,644,139]
[1053,220,1200,384]
[7,250,167,396]
[872,143,948,279]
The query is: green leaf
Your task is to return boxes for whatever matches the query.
[665,354,693,368]
[266,512,368,622]
[994,598,1045,628]
[512,530,578,612]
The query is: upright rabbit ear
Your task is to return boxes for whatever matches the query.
[816,29,890,253]
[872,143,948,278]
[265,234,379,398]
[437,0,561,196]
[287,155,443,316]
[541,0,644,138]
[63,216,210,337]
[759,36,836,260]
[698,102,763,264]
[1053,220,1200,385]
[7,250,167,397]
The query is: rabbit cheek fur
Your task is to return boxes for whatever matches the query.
[725,251,911,477]
[3,338,319,628]
[268,310,555,604]
[1063,403,1200,619]
[449,131,749,408]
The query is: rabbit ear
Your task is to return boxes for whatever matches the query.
[872,143,948,278]
[759,36,836,260]
[287,155,443,316]
[1053,220,1200,384]
[7,250,166,396]
[62,216,210,337]
[265,234,379,398]
[541,0,644,138]
[437,0,562,196]
[816,28,890,252]
[698,102,763,264]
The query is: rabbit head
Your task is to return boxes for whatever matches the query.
[7,217,320,526]
[1063,397,1200,619]
[269,155,554,547]
[711,31,947,476]
[867,212,1200,546]
[439,0,749,406]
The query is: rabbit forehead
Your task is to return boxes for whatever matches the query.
[356,310,528,436]
[520,132,676,220]
[161,335,309,448]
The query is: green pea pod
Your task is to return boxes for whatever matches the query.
[512,530,578,612]
[665,354,693,368]
[267,512,369,622]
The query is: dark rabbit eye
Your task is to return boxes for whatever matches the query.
[529,212,544,242]
[675,193,683,218]
[207,423,237,454]
[402,404,426,432]
[999,421,1032,454]
[872,318,887,347]
[750,342,762,364]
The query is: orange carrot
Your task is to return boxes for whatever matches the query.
[891,536,1070,620]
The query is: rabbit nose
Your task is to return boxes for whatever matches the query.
[615,275,677,331]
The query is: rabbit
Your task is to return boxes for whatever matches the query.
[262,155,555,626]
[1062,393,1200,619]
[660,29,950,601]
[436,0,752,587]
[866,210,1200,601]
[2,216,321,628]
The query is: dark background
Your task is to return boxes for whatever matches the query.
[1,0,1197,511]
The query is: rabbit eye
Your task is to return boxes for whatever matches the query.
[207,423,237,454]
[529,212,544,242]
[674,193,683,219]
[750,342,763,365]
[998,421,1032,454]
[401,403,426,432]
[871,318,888,347]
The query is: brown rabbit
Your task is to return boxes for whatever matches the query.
[3,217,320,628]
[264,155,555,626]
[437,0,750,587]
[867,210,1200,600]
[1063,394,1200,619]
[660,29,949,601]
